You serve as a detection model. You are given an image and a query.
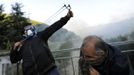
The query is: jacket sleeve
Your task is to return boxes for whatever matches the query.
[110,52,130,75]
[40,16,70,41]
[10,47,22,64]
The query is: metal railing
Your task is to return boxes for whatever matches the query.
[55,48,134,75]
[0,40,134,75]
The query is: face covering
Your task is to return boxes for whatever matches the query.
[25,29,34,36]
[82,48,107,66]
[24,25,37,38]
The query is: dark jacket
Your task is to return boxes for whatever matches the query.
[10,16,70,75]
[80,43,130,75]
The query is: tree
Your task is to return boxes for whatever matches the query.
[8,3,30,41]
[0,4,8,49]
[130,31,134,40]
[117,35,128,41]
[0,3,31,50]
[0,4,5,21]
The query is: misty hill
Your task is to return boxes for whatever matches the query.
[35,24,82,50]
[80,17,134,39]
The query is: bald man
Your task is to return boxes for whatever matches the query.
[79,35,130,75]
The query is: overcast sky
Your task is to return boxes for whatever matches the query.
[1,0,134,27]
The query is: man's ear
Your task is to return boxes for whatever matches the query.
[95,41,106,51]
[96,48,105,56]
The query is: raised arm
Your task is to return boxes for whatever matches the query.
[40,10,73,41]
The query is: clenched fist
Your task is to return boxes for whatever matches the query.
[13,41,22,50]
[66,10,73,18]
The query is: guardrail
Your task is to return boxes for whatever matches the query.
[54,49,134,75]
[0,40,134,75]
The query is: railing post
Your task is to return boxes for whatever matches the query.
[127,54,134,75]
[16,62,20,75]
[71,57,75,75]
[62,59,67,75]
[2,64,5,75]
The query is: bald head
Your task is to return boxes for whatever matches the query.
[81,35,106,60]
[83,35,103,45]
[82,35,104,50]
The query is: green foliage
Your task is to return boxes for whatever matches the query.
[117,35,128,41]
[107,32,134,50]
[30,20,43,25]
[130,31,134,40]
[0,3,31,50]
[108,35,128,42]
